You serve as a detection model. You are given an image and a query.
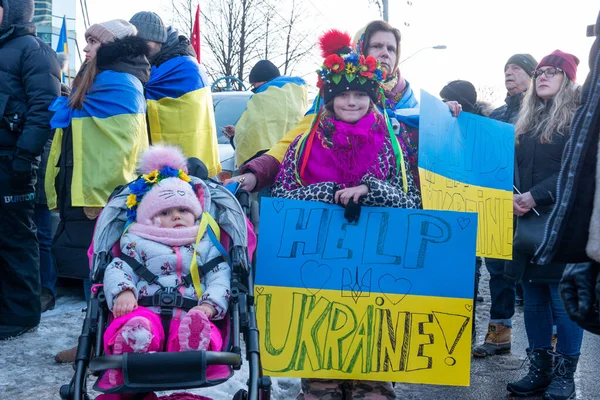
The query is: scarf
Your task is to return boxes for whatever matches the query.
[128,223,199,247]
[302,111,388,187]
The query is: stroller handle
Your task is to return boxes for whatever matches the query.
[89,351,242,372]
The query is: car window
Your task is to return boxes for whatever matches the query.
[213,94,251,144]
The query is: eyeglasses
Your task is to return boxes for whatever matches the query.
[533,67,564,79]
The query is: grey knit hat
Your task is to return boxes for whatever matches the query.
[130,11,167,44]
[85,19,137,45]
[1,0,34,29]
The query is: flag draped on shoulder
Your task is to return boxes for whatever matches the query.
[234,76,308,166]
[45,71,149,209]
[145,56,221,177]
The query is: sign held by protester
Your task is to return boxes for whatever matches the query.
[418,90,515,260]
[255,198,477,386]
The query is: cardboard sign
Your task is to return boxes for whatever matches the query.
[418,90,515,260]
[255,198,477,386]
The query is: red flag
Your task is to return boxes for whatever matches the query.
[191,4,201,63]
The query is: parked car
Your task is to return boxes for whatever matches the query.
[213,91,252,180]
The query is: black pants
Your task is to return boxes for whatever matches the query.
[0,158,40,327]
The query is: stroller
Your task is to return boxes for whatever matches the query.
[59,161,271,400]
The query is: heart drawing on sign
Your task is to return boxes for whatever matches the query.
[377,275,412,306]
[465,304,472,312]
[457,217,471,230]
[256,287,264,295]
[272,200,285,214]
[300,261,331,296]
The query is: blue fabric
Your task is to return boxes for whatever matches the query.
[522,281,584,356]
[49,71,146,129]
[253,76,306,95]
[35,204,56,296]
[145,56,208,101]
[481,257,515,327]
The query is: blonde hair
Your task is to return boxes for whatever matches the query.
[515,75,580,145]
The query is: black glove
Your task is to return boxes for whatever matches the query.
[344,198,362,223]
[559,262,600,334]
[10,152,35,195]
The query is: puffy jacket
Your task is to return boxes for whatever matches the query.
[489,92,524,124]
[0,23,61,158]
[104,232,231,320]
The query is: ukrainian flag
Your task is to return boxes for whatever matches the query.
[46,71,149,209]
[145,56,221,177]
[234,76,308,166]
[56,16,68,54]
[254,198,477,386]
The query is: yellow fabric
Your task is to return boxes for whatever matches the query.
[234,83,308,166]
[265,114,313,163]
[45,114,149,209]
[147,87,222,177]
[189,212,222,298]
[45,128,64,210]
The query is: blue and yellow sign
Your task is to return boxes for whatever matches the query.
[255,198,478,386]
[418,91,515,260]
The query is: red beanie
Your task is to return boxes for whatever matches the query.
[537,50,579,82]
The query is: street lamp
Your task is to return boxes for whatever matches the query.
[399,45,447,65]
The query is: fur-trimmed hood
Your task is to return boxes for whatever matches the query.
[96,35,151,84]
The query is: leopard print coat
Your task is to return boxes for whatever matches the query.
[271,133,422,209]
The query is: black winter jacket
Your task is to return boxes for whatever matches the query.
[489,92,524,124]
[152,29,196,67]
[0,24,61,158]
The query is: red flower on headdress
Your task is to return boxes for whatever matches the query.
[358,55,378,78]
[324,54,345,73]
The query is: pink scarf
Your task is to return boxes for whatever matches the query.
[128,223,199,247]
[302,111,387,187]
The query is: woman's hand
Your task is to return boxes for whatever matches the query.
[516,192,537,209]
[513,194,530,217]
[223,172,257,191]
[335,184,368,206]
[113,289,137,318]
[192,303,217,319]
[222,125,235,139]
[446,101,463,117]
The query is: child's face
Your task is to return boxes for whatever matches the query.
[157,207,196,229]
[333,91,371,123]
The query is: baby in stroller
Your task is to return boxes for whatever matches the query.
[101,145,231,387]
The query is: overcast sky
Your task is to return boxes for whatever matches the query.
[80,0,598,106]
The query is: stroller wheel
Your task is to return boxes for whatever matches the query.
[233,389,248,400]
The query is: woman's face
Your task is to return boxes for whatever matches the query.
[83,36,101,62]
[365,31,397,74]
[333,91,371,123]
[535,66,565,101]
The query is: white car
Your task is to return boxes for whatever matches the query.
[212,91,252,180]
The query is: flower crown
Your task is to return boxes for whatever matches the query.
[317,52,386,89]
[125,166,192,222]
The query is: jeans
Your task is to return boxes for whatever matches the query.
[522,282,584,356]
[478,257,515,327]
[35,204,57,296]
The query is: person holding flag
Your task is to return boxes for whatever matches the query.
[130,11,221,178]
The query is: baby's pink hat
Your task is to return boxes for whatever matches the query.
[134,145,203,226]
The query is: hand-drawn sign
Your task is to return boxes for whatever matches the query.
[255,198,478,386]
[418,90,515,260]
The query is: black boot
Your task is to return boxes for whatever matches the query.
[544,354,579,400]
[507,348,553,396]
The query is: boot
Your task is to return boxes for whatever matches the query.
[472,322,511,357]
[41,288,56,312]
[507,348,553,396]
[54,345,78,363]
[544,354,579,400]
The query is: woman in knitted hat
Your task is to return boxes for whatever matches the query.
[96,145,230,389]
[48,20,151,363]
[271,31,421,399]
[506,50,583,400]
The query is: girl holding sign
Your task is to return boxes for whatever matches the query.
[271,30,421,400]
[507,50,583,400]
